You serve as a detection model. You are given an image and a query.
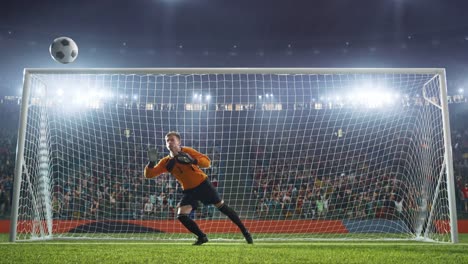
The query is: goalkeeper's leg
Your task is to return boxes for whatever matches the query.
[177,205,207,245]
[216,201,253,244]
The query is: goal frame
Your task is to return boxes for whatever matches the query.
[9,68,458,243]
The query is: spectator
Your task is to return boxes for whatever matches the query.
[89,198,99,219]
[256,198,269,218]
[302,196,315,219]
[316,195,324,218]
[463,184,468,213]
[52,195,62,219]
[143,198,153,219]
[0,186,7,216]
[394,196,404,217]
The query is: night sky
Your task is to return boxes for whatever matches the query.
[2,0,468,96]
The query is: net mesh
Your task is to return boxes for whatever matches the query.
[14,70,454,242]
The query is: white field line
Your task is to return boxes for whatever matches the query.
[0,242,467,246]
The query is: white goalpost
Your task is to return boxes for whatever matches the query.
[10,68,458,243]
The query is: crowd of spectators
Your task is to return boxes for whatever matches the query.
[0,97,466,224]
[452,105,468,216]
[248,128,411,221]
[0,103,17,219]
[250,104,468,221]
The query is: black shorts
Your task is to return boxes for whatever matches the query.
[179,179,222,210]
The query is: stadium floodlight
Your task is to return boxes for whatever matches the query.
[10,68,458,244]
[205,94,211,101]
[35,86,45,97]
[353,91,397,108]
[89,89,99,99]
[73,93,86,106]
[382,92,395,104]
[458,88,464,94]
[346,94,355,101]
[56,89,64,97]
[98,90,113,99]
[107,91,114,98]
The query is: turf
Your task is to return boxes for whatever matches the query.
[1,234,468,264]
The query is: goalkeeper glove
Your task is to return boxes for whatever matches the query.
[176,151,198,165]
[147,148,159,168]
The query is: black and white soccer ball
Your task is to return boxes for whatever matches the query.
[49,37,78,64]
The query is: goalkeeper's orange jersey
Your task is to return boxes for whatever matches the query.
[144,147,210,190]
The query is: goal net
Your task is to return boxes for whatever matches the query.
[10,68,458,243]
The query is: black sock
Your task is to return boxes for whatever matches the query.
[218,204,248,234]
[177,214,205,238]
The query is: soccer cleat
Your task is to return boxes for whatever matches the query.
[192,236,208,246]
[243,232,254,244]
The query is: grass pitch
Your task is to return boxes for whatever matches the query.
[1,234,467,264]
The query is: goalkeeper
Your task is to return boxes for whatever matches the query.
[144,131,253,245]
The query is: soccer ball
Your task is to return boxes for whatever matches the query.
[49,37,79,64]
